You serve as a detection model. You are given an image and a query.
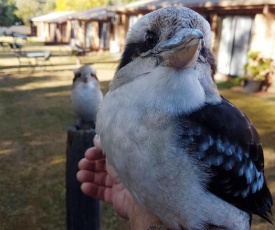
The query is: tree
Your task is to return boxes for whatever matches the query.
[55,0,108,11]
[15,0,46,24]
[109,0,138,5]
[43,0,56,14]
[14,0,55,25]
[0,0,22,26]
[11,0,138,25]
[126,0,137,2]
[14,0,36,25]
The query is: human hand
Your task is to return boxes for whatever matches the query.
[77,135,132,218]
[77,135,163,229]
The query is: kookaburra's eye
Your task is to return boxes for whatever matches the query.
[145,32,159,49]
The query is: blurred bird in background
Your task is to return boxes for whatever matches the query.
[96,6,273,230]
[71,65,103,130]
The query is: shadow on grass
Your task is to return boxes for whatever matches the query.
[0,72,274,230]
[0,74,57,86]
[0,70,129,230]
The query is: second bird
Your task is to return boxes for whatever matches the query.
[71,65,103,130]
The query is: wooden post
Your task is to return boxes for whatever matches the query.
[66,126,100,230]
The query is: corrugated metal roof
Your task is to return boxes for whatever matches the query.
[29,0,275,23]
[111,0,275,12]
[30,7,115,23]
[68,6,115,21]
[30,11,76,23]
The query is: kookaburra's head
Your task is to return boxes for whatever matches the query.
[111,7,217,97]
[73,65,98,85]
[121,6,212,68]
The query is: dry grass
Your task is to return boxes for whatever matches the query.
[0,52,274,230]
[0,52,127,230]
[220,90,275,230]
[0,71,71,230]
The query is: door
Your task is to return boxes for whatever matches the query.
[86,22,92,48]
[100,22,110,50]
[217,16,254,77]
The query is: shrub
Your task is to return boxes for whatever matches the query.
[244,51,273,81]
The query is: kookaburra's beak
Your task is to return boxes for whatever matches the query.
[158,29,204,68]
[81,75,88,83]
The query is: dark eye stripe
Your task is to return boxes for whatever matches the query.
[117,29,160,71]
[200,47,216,80]
[117,42,152,71]
[73,72,81,83]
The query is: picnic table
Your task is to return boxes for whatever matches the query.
[26,51,51,61]
[15,51,52,72]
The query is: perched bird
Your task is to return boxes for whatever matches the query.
[96,7,273,230]
[71,65,103,130]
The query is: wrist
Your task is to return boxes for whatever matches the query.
[128,201,164,230]
[146,226,168,230]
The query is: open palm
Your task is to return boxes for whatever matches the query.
[77,136,133,218]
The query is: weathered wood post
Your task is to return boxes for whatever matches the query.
[66,126,100,230]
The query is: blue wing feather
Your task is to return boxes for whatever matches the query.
[177,97,273,222]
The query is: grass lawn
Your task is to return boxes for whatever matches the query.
[0,50,274,230]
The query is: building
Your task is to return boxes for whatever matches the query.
[29,0,275,90]
[29,7,117,52]
[30,11,75,44]
[111,0,275,80]
[68,7,116,51]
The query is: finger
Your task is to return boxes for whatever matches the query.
[81,182,113,203]
[93,134,102,150]
[77,170,114,187]
[106,160,119,180]
[77,170,106,185]
[78,158,106,172]
[85,146,105,161]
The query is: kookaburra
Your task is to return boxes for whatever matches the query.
[96,7,273,230]
[71,65,103,129]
